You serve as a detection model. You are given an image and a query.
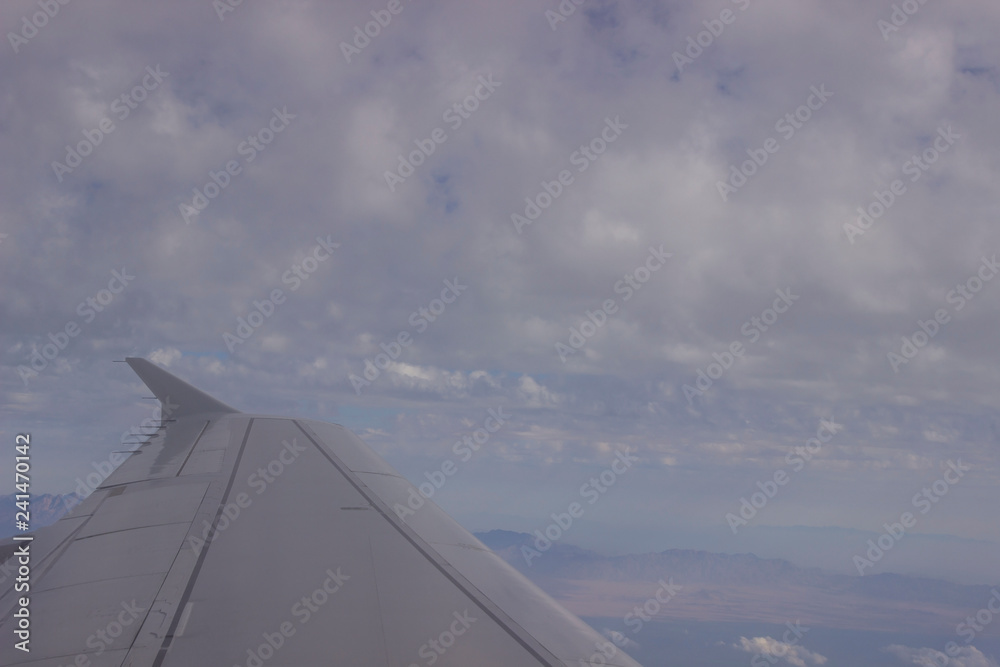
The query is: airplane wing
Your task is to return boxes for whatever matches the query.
[1,357,641,666]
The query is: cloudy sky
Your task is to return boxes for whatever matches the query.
[3,0,999,587]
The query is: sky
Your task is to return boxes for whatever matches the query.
[2,0,999,590]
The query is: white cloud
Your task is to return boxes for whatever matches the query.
[885,643,1000,667]
[148,347,182,367]
[736,636,828,667]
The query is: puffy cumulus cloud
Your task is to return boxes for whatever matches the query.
[736,636,827,667]
[148,347,181,367]
[3,0,1000,581]
[516,375,559,408]
[885,644,999,667]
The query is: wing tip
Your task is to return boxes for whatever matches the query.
[125,356,241,418]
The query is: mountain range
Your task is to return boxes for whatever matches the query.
[474,529,999,636]
[3,495,994,639]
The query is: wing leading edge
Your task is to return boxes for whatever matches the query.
[0,359,642,666]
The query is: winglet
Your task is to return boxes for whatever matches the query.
[125,357,240,418]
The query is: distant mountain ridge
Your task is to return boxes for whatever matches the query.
[0,493,72,538]
[473,529,998,612]
[3,496,993,632]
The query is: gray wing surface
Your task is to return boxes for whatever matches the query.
[1,358,642,666]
